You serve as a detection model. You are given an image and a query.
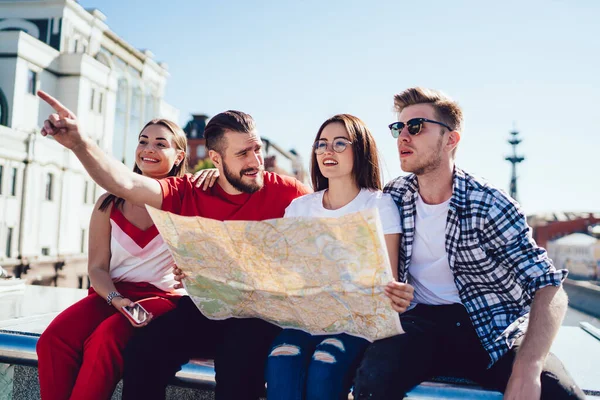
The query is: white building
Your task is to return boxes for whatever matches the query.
[0,0,179,284]
[547,233,600,280]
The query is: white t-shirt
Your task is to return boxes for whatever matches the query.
[409,194,461,305]
[284,188,401,235]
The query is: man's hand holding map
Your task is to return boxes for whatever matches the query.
[147,206,403,341]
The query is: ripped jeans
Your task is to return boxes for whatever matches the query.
[265,329,368,400]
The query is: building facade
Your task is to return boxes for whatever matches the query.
[528,212,600,249]
[183,114,209,170]
[0,0,179,285]
[547,233,599,280]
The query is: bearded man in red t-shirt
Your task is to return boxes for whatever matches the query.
[38,91,310,400]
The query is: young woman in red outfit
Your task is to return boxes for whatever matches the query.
[37,119,194,400]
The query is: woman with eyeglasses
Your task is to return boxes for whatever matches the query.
[265,114,402,400]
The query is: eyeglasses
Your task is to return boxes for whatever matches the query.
[388,118,452,138]
[313,138,353,155]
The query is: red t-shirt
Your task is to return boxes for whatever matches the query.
[158,172,311,221]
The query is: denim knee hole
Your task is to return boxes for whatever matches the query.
[269,344,301,357]
[320,338,345,351]
[313,351,336,363]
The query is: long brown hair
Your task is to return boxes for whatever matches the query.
[99,119,188,211]
[310,114,382,192]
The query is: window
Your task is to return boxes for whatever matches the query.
[41,247,50,256]
[0,165,3,195]
[10,167,17,196]
[45,173,54,201]
[83,180,94,204]
[0,19,40,38]
[80,229,86,253]
[90,88,95,110]
[73,39,78,53]
[144,91,155,120]
[27,70,36,95]
[5,227,13,258]
[113,78,128,164]
[0,88,8,126]
[98,92,103,113]
[126,85,142,166]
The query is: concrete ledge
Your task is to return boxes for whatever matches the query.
[1,286,597,399]
[8,365,216,400]
[564,279,600,318]
[0,330,505,400]
[0,332,37,367]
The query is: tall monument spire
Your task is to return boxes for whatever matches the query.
[505,125,525,200]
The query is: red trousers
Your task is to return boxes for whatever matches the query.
[36,281,180,400]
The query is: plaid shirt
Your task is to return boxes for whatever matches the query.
[384,167,567,367]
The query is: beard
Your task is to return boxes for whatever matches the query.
[404,135,444,176]
[223,163,265,194]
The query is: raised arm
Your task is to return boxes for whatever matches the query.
[38,90,163,209]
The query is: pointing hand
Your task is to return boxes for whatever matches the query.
[38,90,85,150]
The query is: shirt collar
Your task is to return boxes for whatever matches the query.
[403,166,468,211]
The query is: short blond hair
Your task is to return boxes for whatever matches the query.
[394,87,463,133]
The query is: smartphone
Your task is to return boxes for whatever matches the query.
[122,303,150,325]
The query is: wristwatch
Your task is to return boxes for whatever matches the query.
[106,291,123,305]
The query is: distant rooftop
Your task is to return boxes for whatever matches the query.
[528,212,600,226]
[552,233,598,246]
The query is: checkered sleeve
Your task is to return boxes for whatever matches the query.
[481,194,567,301]
[383,179,401,197]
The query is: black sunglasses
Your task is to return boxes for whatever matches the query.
[388,118,452,138]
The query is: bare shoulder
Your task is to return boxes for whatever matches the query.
[93,192,115,214]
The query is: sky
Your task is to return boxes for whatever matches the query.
[79,0,600,214]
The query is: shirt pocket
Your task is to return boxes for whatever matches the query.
[453,239,495,275]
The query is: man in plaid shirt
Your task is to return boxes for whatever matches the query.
[353,88,584,400]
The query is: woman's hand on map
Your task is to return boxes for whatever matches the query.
[384,281,414,314]
[189,168,220,190]
[173,265,187,289]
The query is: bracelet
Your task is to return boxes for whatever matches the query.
[106,291,123,305]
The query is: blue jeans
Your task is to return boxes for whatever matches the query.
[265,329,368,400]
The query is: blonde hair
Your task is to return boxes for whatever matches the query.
[394,87,463,133]
[394,87,463,158]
